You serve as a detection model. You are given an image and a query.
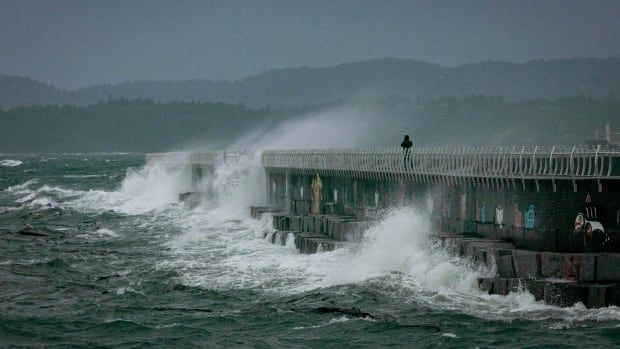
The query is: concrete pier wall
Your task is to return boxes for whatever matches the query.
[267,173,620,252]
[263,147,620,253]
[145,150,245,202]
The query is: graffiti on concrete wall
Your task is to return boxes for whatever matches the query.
[495,206,504,227]
[514,203,523,228]
[524,204,535,229]
[574,193,607,242]
[311,173,323,214]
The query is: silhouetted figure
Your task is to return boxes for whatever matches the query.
[401,135,413,170]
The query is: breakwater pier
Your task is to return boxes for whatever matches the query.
[150,145,620,308]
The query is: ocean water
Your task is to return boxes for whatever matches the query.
[1,153,620,348]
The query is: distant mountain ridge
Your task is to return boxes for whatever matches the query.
[2,57,620,109]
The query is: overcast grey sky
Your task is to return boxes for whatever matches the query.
[1,0,619,88]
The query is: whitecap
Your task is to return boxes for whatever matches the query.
[0,159,23,167]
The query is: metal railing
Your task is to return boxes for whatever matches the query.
[261,146,620,185]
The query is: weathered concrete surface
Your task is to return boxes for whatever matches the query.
[539,252,564,278]
[256,208,620,308]
[597,254,620,282]
[250,206,281,219]
[257,210,372,254]
[477,277,620,308]
[442,235,620,308]
[512,250,541,279]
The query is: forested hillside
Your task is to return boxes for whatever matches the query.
[2,57,620,109]
[1,96,618,153]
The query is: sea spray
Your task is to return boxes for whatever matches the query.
[56,162,194,215]
[317,207,479,291]
[46,153,620,327]
[119,162,192,207]
[285,233,296,249]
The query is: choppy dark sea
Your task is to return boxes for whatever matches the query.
[1,154,620,348]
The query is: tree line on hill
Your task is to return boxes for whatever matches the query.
[1,96,618,153]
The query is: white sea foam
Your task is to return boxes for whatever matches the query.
[12,148,616,326]
[96,228,120,238]
[4,179,38,194]
[0,159,23,167]
[50,162,193,215]
[160,193,620,325]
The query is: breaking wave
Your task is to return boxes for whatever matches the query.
[0,159,23,167]
[4,153,619,327]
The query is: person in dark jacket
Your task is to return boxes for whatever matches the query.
[401,135,413,170]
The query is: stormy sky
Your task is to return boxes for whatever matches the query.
[2,0,619,88]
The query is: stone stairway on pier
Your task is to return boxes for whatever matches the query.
[250,206,373,254]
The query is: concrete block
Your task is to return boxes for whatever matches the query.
[323,203,336,215]
[544,282,587,307]
[343,222,365,242]
[495,255,516,278]
[289,216,300,231]
[313,216,322,234]
[298,237,338,254]
[319,216,329,234]
[596,253,620,282]
[562,254,596,282]
[579,255,596,282]
[308,216,316,233]
[478,278,493,294]
[507,278,523,293]
[543,282,568,306]
[327,221,336,239]
[493,278,508,296]
[606,284,620,306]
[512,250,540,279]
[273,231,284,245]
[587,285,609,308]
[294,201,308,215]
[474,249,487,266]
[524,280,545,301]
[462,240,478,259]
[283,216,290,230]
[297,234,323,254]
[566,283,591,306]
[456,239,466,256]
[272,215,279,230]
[333,222,345,241]
[540,252,564,278]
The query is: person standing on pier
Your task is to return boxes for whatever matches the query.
[401,135,413,170]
